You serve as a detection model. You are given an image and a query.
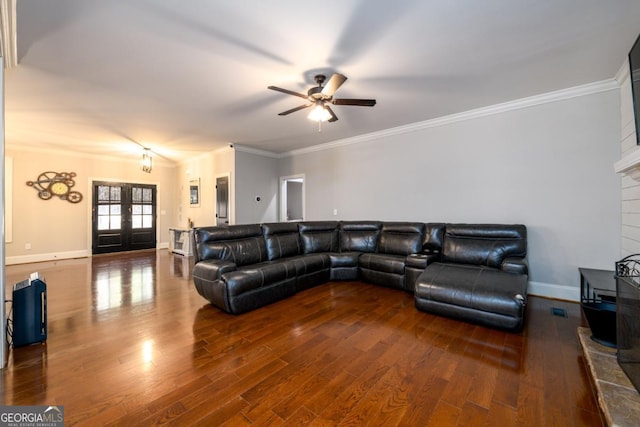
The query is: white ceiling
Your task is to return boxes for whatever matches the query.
[5,0,640,164]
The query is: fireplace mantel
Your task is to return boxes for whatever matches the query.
[615,148,640,180]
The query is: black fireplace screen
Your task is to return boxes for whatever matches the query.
[615,255,640,393]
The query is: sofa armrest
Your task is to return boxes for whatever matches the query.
[501,257,528,275]
[193,259,237,281]
[406,253,440,269]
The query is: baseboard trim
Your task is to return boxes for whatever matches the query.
[6,250,90,265]
[528,281,579,302]
[6,244,170,265]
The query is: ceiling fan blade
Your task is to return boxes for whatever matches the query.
[326,105,339,122]
[278,104,312,116]
[321,73,347,97]
[332,98,377,107]
[268,86,308,100]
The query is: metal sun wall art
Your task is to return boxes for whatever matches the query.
[26,171,83,203]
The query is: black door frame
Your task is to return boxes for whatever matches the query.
[215,175,229,226]
[92,181,157,254]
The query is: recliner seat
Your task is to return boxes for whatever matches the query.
[414,224,528,331]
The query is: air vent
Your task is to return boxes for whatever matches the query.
[551,307,567,317]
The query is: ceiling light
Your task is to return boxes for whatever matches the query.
[142,148,152,173]
[307,101,331,122]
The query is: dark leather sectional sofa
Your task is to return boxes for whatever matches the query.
[192,221,528,331]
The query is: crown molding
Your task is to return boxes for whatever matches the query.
[615,60,630,84]
[0,0,17,68]
[283,79,619,158]
[233,144,281,159]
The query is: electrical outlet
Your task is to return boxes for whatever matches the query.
[333,209,338,216]
[25,243,31,250]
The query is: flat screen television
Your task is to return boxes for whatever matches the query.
[629,32,640,145]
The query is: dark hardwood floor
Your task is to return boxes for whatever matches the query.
[1,250,603,426]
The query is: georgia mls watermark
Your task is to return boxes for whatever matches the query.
[0,406,64,427]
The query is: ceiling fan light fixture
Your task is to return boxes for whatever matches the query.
[308,101,331,122]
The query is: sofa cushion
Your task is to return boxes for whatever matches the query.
[415,262,527,319]
[339,221,381,253]
[378,222,425,256]
[329,252,360,268]
[298,221,340,254]
[262,222,302,261]
[195,224,267,266]
[287,253,331,276]
[359,253,406,275]
[224,260,298,296]
[442,224,527,268]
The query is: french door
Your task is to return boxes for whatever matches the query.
[92,181,157,254]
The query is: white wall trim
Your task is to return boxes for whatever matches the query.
[282,79,619,158]
[527,281,580,302]
[6,250,90,265]
[233,144,281,159]
[615,60,630,84]
[6,246,169,265]
[614,146,640,179]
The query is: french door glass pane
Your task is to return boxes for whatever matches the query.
[98,216,110,230]
[132,187,142,202]
[98,186,110,201]
[111,216,122,230]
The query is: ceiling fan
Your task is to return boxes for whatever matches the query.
[268,73,376,123]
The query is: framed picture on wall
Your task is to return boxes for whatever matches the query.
[189,178,200,207]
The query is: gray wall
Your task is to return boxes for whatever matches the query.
[235,149,279,224]
[278,88,621,300]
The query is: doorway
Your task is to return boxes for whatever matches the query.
[92,181,157,254]
[215,175,229,226]
[279,174,305,222]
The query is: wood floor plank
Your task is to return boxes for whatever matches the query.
[1,251,604,426]
[456,401,489,426]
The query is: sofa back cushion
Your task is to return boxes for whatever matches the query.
[195,224,267,266]
[262,222,302,261]
[298,221,340,254]
[378,222,425,256]
[442,224,527,268]
[339,221,382,253]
